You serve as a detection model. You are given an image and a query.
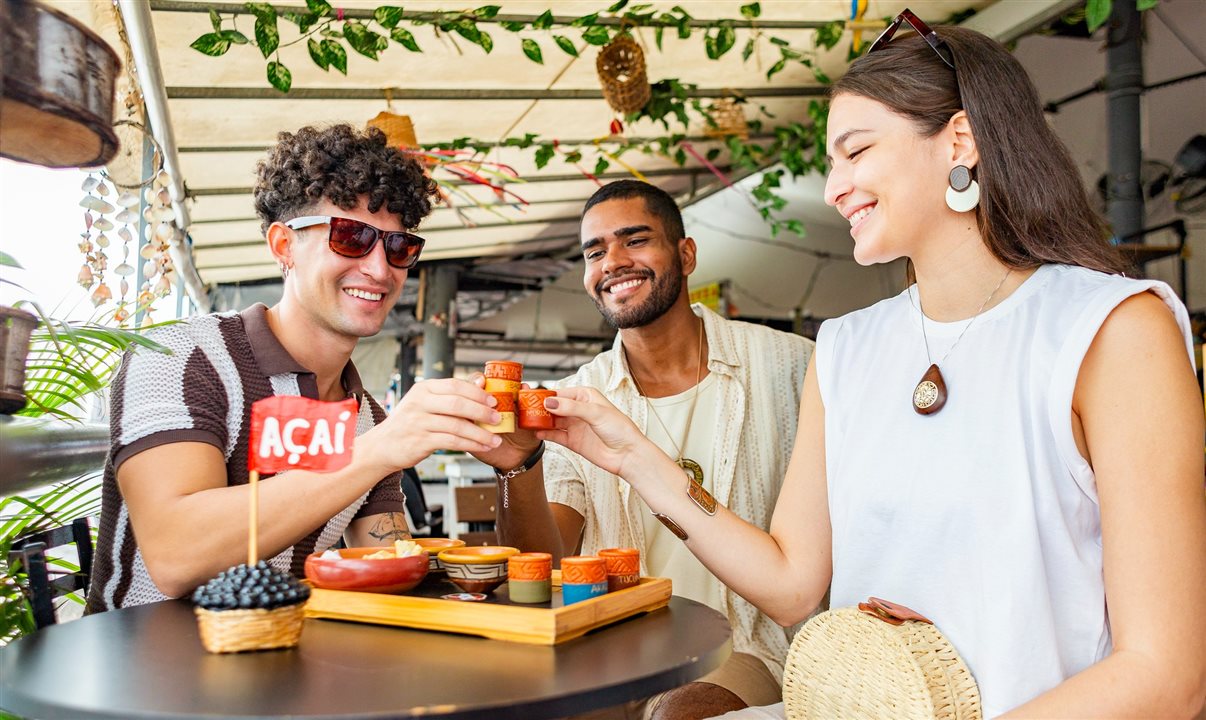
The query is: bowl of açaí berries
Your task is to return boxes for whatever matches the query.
[192,561,310,653]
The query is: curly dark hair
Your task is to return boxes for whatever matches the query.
[253,124,438,234]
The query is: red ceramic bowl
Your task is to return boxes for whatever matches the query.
[304,547,429,594]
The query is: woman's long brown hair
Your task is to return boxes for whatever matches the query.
[832,26,1127,275]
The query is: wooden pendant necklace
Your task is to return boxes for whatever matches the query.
[911,269,1011,415]
[630,316,707,486]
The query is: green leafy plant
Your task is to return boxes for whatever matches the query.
[17,306,172,421]
[0,257,174,644]
[1,475,102,645]
[191,2,841,92]
[427,87,829,236]
[1084,0,1160,33]
[187,2,848,235]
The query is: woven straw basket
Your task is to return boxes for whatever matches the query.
[703,97,749,139]
[195,603,306,654]
[782,600,981,720]
[596,33,651,115]
[366,111,418,149]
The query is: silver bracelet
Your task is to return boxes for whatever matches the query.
[493,442,545,509]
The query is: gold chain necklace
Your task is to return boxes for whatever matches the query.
[911,269,1011,415]
[629,316,706,486]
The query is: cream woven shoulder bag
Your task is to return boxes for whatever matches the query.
[782,597,982,720]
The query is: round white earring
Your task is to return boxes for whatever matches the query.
[945,165,980,213]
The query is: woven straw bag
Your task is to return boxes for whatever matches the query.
[596,33,651,115]
[782,598,981,720]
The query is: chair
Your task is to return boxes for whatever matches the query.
[8,517,93,629]
[400,467,444,538]
[453,484,498,546]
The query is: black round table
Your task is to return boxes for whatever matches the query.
[0,597,731,719]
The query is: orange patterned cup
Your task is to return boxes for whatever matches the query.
[478,391,517,433]
[509,552,553,581]
[560,556,607,584]
[598,547,641,592]
[517,389,557,430]
[484,361,523,382]
[509,552,553,604]
[561,556,608,604]
[484,377,521,394]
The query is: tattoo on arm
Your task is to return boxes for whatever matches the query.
[367,512,412,542]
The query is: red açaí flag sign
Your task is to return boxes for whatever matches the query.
[248,396,358,474]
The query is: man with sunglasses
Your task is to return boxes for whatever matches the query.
[89,124,505,612]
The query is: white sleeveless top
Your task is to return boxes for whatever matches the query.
[815,264,1193,717]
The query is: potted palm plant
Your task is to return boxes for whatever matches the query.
[0,263,172,642]
[0,252,38,415]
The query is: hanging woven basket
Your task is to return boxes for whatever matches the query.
[367,110,418,149]
[596,33,651,115]
[703,97,749,140]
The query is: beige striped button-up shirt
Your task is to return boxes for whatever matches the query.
[545,304,814,681]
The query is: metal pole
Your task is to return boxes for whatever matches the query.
[397,339,416,398]
[421,265,460,380]
[117,0,211,311]
[1106,0,1145,248]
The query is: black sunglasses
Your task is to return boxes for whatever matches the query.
[867,8,955,70]
[284,215,425,269]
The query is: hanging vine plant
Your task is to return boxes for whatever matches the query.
[192,1,843,93]
[189,1,848,235]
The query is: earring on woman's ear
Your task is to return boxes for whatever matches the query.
[945,165,980,212]
[279,262,290,279]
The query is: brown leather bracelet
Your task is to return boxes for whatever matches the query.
[651,512,688,541]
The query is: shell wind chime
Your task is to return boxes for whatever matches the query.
[78,165,180,325]
[136,171,180,326]
[78,173,115,308]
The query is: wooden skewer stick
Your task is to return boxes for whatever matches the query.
[248,470,259,566]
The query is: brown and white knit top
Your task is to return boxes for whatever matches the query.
[87,304,405,613]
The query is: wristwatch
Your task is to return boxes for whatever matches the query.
[492,441,545,481]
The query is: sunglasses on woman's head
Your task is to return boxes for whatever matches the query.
[867,8,955,69]
[284,215,425,269]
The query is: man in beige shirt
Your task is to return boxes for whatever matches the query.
[489,180,813,719]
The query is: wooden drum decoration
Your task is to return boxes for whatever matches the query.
[0,0,121,168]
[596,33,651,115]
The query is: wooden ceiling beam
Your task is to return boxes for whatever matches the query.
[189,165,729,196]
[166,86,826,100]
[150,1,836,30]
[178,133,776,153]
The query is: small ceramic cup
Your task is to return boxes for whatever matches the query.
[598,547,641,593]
[478,391,517,433]
[484,360,523,383]
[484,377,521,394]
[414,537,466,574]
[560,556,608,605]
[508,552,552,604]
[438,546,520,594]
[517,389,557,430]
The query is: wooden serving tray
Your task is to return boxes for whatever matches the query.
[305,571,671,645]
